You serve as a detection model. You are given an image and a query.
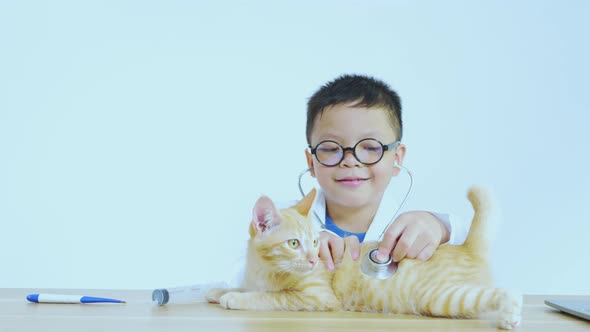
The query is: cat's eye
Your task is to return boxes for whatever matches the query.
[313,239,319,247]
[288,239,300,249]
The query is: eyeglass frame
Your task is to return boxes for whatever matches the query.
[309,138,401,167]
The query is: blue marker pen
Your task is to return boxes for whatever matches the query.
[26,293,126,304]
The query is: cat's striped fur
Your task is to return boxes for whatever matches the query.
[207,187,522,329]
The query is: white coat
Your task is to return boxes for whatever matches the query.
[305,186,471,246]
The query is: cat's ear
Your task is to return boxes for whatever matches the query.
[250,195,281,236]
[294,188,317,217]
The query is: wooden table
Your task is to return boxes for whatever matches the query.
[1,289,588,331]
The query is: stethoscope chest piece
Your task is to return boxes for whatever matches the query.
[360,248,398,280]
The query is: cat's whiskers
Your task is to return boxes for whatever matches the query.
[279,261,313,274]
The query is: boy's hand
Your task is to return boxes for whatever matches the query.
[376,211,449,263]
[318,231,360,270]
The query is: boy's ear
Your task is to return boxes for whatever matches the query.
[250,196,281,237]
[392,143,407,177]
[294,188,317,217]
[305,149,316,178]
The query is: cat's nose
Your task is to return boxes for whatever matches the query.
[309,259,317,267]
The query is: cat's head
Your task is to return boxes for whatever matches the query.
[248,189,320,275]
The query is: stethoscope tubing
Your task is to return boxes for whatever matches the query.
[297,164,413,241]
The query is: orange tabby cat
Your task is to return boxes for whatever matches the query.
[206,187,522,330]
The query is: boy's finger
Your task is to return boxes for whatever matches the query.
[344,236,360,260]
[319,240,335,270]
[392,227,419,262]
[329,237,345,266]
[406,234,430,259]
[417,243,437,261]
[377,221,406,262]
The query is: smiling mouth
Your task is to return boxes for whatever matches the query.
[336,178,369,183]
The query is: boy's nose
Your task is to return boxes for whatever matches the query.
[340,150,360,167]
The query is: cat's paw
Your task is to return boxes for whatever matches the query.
[205,288,230,304]
[497,291,523,330]
[219,292,248,310]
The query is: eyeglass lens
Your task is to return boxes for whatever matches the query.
[315,139,384,166]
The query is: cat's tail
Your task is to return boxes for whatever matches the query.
[462,185,494,256]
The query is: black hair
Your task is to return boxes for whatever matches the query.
[306,74,402,144]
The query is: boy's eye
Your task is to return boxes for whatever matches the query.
[313,239,319,247]
[361,145,382,152]
[288,239,300,249]
[318,147,339,154]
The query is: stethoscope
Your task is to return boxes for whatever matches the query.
[298,161,413,279]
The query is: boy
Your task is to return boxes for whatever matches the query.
[304,74,471,270]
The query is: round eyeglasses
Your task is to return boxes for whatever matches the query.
[309,138,400,167]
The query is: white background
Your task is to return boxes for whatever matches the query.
[1,1,588,295]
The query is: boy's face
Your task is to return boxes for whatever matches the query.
[305,103,406,209]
